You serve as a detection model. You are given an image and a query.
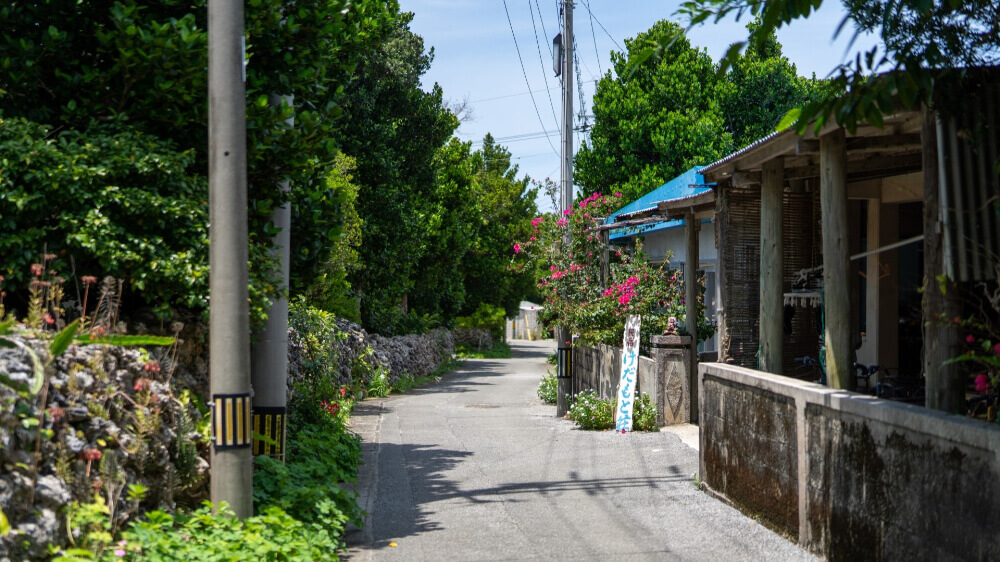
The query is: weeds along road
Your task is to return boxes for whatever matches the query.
[345,339,816,562]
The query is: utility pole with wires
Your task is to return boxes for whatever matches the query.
[207,0,253,517]
[554,0,574,418]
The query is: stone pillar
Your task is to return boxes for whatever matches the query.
[650,334,693,425]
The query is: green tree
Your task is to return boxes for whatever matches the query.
[574,20,733,203]
[337,10,459,334]
[676,0,1000,131]
[460,134,539,318]
[719,21,826,149]
[0,0,392,323]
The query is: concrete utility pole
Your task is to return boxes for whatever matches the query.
[555,0,574,418]
[208,0,253,517]
[251,94,293,461]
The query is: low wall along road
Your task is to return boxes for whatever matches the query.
[699,362,1000,561]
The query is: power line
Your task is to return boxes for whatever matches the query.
[502,0,559,157]
[528,0,559,128]
[470,86,559,104]
[581,0,602,76]
[471,129,560,145]
[577,0,622,52]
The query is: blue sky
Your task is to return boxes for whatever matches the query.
[397,0,876,211]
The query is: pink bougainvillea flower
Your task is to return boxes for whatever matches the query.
[619,294,632,305]
[557,218,568,227]
[114,549,126,557]
[563,209,573,216]
[513,243,521,254]
[975,373,991,393]
[614,192,622,197]
[531,216,544,226]
[966,334,976,344]
[993,342,1000,356]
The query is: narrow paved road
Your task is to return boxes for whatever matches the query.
[345,340,815,561]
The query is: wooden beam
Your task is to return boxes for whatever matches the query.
[759,158,784,374]
[821,129,853,390]
[732,171,762,187]
[795,133,922,155]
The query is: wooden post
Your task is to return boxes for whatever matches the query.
[759,158,784,373]
[922,108,964,413]
[715,186,731,362]
[820,130,852,389]
[685,211,700,421]
[600,229,610,287]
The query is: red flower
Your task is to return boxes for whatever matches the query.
[134,378,152,392]
[79,449,103,461]
[966,334,976,344]
[975,374,991,393]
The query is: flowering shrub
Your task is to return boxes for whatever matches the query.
[943,274,1000,422]
[568,390,615,429]
[537,370,557,404]
[512,192,714,348]
[567,389,658,431]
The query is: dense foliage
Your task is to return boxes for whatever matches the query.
[0,119,207,318]
[513,192,713,348]
[575,19,822,202]
[0,0,389,326]
[676,0,1000,132]
[338,15,539,334]
[566,390,658,432]
[574,20,732,203]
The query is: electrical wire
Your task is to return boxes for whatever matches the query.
[577,0,623,52]
[528,0,559,127]
[581,0,602,76]
[502,0,560,157]
[470,86,559,104]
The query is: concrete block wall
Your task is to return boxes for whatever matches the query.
[699,362,1000,561]
[571,343,684,426]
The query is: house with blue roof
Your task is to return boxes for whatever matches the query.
[603,166,719,354]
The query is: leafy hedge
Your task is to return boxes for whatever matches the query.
[0,118,210,317]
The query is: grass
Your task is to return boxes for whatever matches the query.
[455,340,512,359]
[389,357,463,393]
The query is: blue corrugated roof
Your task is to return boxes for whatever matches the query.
[605,167,710,240]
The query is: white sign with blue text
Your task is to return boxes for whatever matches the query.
[615,315,641,432]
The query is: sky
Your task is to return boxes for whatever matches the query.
[397,0,877,212]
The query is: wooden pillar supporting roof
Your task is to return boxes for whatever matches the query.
[820,130,853,390]
[759,158,784,374]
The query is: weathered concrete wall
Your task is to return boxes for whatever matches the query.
[699,362,1000,560]
[701,375,799,536]
[571,343,679,425]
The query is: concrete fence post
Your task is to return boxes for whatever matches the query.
[650,334,694,425]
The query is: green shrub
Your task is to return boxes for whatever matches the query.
[455,340,512,359]
[632,393,660,432]
[455,303,506,342]
[567,390,614,430]
[567,389,659,431]
[537,370,557,404]
[366,367,390,398]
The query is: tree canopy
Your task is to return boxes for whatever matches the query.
[574,19,821,203]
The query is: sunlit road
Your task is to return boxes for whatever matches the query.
[345,339,815,561]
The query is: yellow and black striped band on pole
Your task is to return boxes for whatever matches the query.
[557,347,572,379]
[212,393,252,450]
[252,406,286,459]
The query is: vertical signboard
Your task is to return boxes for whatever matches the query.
[615,315,641,432]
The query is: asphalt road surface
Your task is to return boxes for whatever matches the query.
[345,339,816,561]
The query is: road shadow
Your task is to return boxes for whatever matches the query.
[350,441,690,554]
